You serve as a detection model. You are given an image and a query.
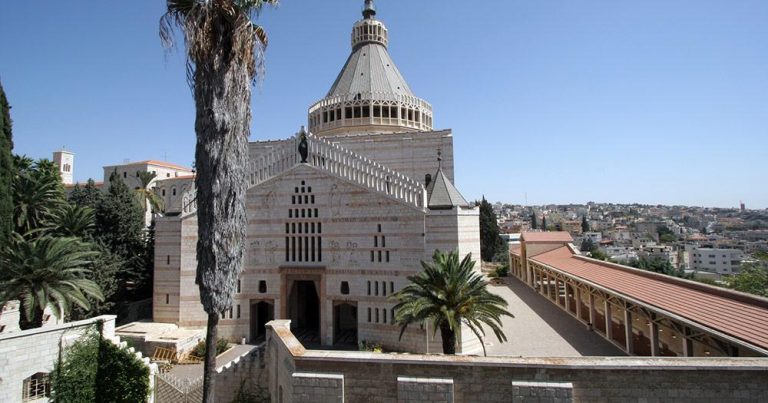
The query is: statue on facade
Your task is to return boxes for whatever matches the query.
[298,127,308,163]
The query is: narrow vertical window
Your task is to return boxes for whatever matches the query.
[383,309,387,324]
[167,255,170,265]
[382,236,386,248]
[382,282,387,297]
[390,281,394,294]
[237,280,241,293]
[237,305,241,319]
[367,281,371,295]
[386,251,390,263]
[375,282,379,296]
[368,307,372,322]
[375,308,379,323]
[166,294,169,304]
[259,280,267,293]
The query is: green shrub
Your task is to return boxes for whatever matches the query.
[493,264,509,278]
[51,325,150,402]
[358,340,383,353]
[192,337,230,357]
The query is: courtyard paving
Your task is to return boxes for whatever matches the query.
[482,278,625,357]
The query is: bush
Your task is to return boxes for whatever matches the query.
[358,340,383,353]
[51,325,150,402]
[493,264,509,278]
[192,338,230,358]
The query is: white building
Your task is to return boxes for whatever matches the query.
[689,247,744,276]
[52,149,74,185]
[149,1,482,354]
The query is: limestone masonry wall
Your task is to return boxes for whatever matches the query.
[266,320,768,403]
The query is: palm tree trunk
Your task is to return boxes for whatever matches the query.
[193,13,250,403]
[19,305,44,330]
[440,323,457,355]
[202,313,220,402]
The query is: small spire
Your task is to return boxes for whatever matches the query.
[437,148,442,169]
[363,0,376,19]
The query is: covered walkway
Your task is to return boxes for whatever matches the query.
[510,233,768,358]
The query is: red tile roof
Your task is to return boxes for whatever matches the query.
[521,231,573,243]
[509,244,522,256]
[531,246,768,351]
[104,160,193,171]
[159,175,196,181]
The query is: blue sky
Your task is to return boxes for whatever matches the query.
[1,1,766,208]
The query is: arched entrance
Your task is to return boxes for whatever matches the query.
[333,302,358,347]
[288,280,320,345]
[250,300,274,342]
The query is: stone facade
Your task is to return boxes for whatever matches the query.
[266,320,768,403]
[0,315,157,403]
[150,1,482,355]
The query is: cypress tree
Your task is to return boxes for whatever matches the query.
[581,215,590,233]
[542,215,547,230]
[530,213,537,230]
[477,197,504,262]
[0,81,14,246]
[95,172,151,299]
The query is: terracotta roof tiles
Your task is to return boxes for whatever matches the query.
[531,246,768,351]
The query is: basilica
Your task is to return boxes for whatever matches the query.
[151,0,482,353]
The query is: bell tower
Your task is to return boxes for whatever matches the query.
[52,149,74,185]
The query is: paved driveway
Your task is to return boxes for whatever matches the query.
[483,278,624,357]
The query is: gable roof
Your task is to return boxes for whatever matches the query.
[521,231,574,243]
[531,246,768,352]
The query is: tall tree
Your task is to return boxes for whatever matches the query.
[69,179,105,212]
[0,81,13,247]
[530,213,537,230]
[541,215,547,231]
[12,158,66,236]
[477,197,504,262]
[0,234,103,329]
[581,215,589,233]
[96,172,151,299]
[392,250,513,356]
[160,1,277,400]
[135,171,164,215]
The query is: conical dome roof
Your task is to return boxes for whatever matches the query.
[308,1,433,136]
[426,156,469,210]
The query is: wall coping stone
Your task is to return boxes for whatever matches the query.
[512,381,573,389]
[267,320,768,372]
[0,315,116,342]
[398,377,453,384]
[293,372,345,380]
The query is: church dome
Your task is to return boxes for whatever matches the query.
[308,0,433,136]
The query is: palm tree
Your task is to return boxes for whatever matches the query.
[135,171,164,214]
[392,250,513,355]
[12,160,65,236]
[0,234,103,330]
[54,204,96,239]
[160,1,276,400]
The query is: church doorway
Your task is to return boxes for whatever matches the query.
[333,302,358,347]
[250,300,274,342]
[288,280,320,345]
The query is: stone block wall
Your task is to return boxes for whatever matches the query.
[266,320,768,403]
[292,372,344,402]
[511,381,573,402]
[0,316,117,403]
[398,377,454,403]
